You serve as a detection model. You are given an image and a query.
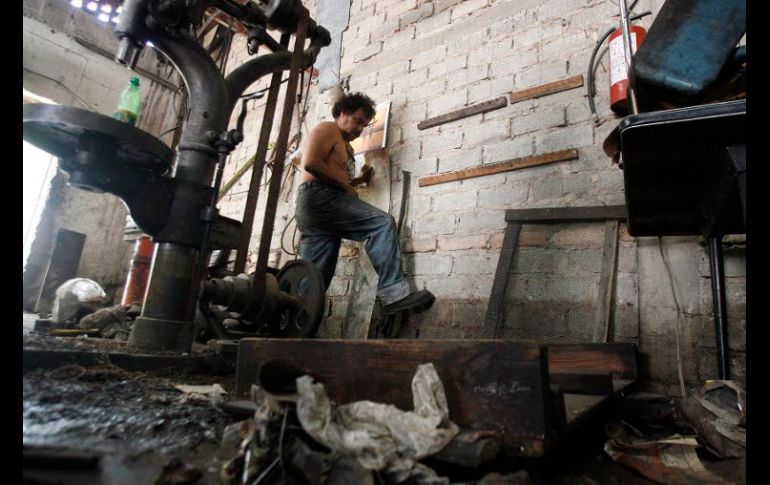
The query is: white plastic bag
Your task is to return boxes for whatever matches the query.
[50,278,106,323]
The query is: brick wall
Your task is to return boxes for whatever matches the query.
[218,0,745,392]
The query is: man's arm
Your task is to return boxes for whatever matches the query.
[302,123,354,193]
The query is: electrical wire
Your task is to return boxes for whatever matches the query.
[658,237,688,398]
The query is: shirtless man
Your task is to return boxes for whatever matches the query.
[296,92,435,315]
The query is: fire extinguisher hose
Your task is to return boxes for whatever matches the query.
[586,10,651,124]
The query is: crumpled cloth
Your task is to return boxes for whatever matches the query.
[295,363,459,477]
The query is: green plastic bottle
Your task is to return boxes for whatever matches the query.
[113,77,142,126]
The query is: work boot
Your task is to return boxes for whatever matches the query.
[384,289,435,315]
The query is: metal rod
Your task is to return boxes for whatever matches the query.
[234,34,290,274]
[252,12,309,305]
[618,0,639,114]
[708,236,730,380]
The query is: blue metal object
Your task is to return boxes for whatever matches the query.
[633,0,746,103]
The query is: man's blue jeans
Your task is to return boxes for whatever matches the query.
[295,181,411,306]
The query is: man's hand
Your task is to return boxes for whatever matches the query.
[350,164,374,187]
[360,164,374,182]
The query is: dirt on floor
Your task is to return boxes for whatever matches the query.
[21,320,745,484]
[23,362,239,484]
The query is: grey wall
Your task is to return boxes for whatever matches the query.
[23,0,182,308]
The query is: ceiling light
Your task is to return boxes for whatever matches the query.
[98,12,110,22]
[145,41,155,47]
[116,6,123,13]
[86,1,98,12]
[111,15,120,23]
[70,0,83,8]
[100,4,112,13]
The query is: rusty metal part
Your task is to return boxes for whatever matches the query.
[234,34,290,274]
[272,259,325,338]
[251,11,309,306]
[121,236,154,305]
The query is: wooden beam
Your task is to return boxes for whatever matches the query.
[505,205,627,223]
[482,222,521,339]
[550,372,614,395]
[418,149,579,187]
[596,220,620,342]
[417,96,508,130]
[510,75,584,104]
[236,339,553,456]
[548,343,638,380]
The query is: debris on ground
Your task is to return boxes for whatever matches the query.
[174,383,228,403]
[603,421,730,484]
[221,363,458,484]
[154,457,203,485]
[677,380,746,459]
[78,302,142,340]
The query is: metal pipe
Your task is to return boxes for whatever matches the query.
[224,29,328,114]
[154,34,230,184]
[130,31,231,350]
[141,242,201,320]
[618,0,639,114]
[708,236,730,380]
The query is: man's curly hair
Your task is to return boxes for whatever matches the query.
[332,92,376,119]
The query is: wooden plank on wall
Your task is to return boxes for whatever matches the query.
[418,149,579,187]
[505,205,627,223]
[510,75,584,104]
[417,96,508,130]
[237,339,553,456]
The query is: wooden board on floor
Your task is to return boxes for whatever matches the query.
[237,339,553,456]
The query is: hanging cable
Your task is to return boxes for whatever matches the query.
[658,237,688,398]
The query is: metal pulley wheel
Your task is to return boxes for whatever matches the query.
[272,259,324,338]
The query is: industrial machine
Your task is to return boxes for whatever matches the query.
[23,0,331,352]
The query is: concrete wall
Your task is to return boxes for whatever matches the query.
[189,0,745,393]
[22,0,182,308]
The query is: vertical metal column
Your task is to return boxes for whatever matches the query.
[234,34,291,274]
[708,236,730,380]
[252,12,309,304]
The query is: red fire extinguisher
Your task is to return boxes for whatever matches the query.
[608,25,646,114]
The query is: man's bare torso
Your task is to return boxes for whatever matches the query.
[300,121,353,186]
